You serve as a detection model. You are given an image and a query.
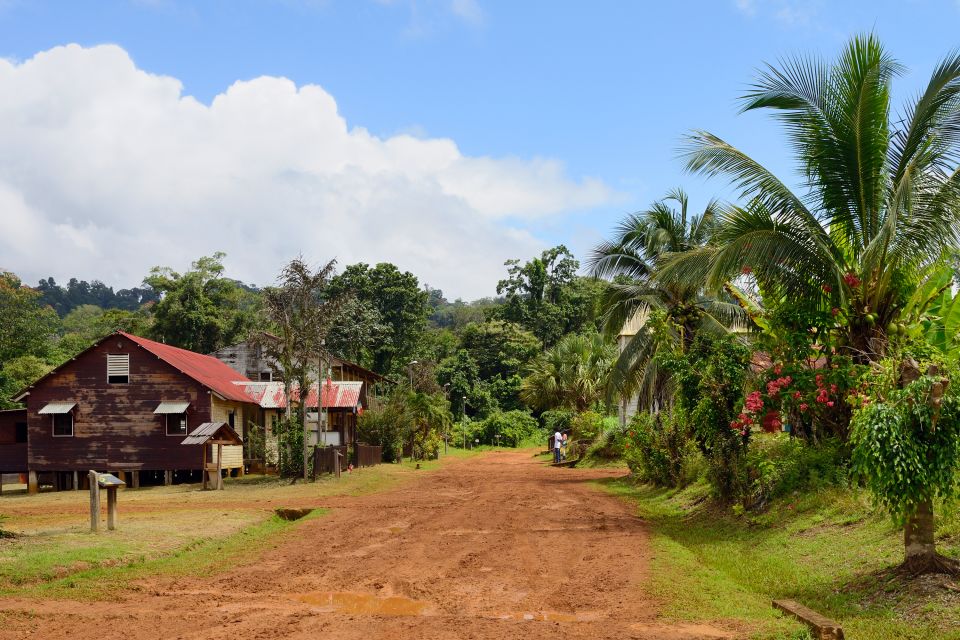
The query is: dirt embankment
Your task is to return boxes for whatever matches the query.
[0,451,743,639]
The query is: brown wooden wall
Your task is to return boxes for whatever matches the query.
[0,409,27,472]
[23,337,242,472]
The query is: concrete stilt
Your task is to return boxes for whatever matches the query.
[27,470,38,495]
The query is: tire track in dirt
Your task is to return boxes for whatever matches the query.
[0,451,745,639]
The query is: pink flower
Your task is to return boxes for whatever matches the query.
[793,391,802,400]
[773,365,783,375]
[827,401,834,407]
[800,403,809,412]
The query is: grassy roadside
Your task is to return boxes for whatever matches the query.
[0,450,480,600]
[599,477,960,640]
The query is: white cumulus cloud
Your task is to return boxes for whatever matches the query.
[0,44,616,299]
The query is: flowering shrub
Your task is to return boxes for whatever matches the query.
[745,358,860,441]
[623,411,699,488]
[658,333,752,499]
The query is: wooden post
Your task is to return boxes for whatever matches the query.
[216,443,223,490]
[335,450,341,479]
[27,470,38,495]
[131,471,140,489]
[202,444,209,490]
[73,471,79,491]
[89,470,100,532]
[164,470,172,486]
[117,471,126,489]
[107,487,118,530]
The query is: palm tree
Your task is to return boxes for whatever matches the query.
[520,331,616,412]
[588,189,742,411]
[665,34,960,363]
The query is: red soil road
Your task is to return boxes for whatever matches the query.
[0,451,742,639]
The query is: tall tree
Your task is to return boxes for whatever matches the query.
[589,189,740,410]
[260,258,345,479]
[0,272,60,364]
[328,263,429,375]
[666,34,960,363]
[494,245,585,346]
[145,253,259,353]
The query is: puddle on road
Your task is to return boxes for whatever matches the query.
[489,610,602,623]
[294,591,431,617]
[293,591,593,624]
[494,611,581,622]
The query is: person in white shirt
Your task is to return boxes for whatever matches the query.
[553,431,563,463]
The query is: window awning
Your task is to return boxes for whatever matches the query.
[154,401,190,414]
[38,402,76,414]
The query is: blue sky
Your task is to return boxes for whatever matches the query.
[1,0,959,298]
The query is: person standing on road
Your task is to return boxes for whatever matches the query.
[561,432,568,461]
[553,430,562,463]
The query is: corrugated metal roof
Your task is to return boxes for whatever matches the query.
[154,401,190,414]
[38,402,76,414]
[119,332,254,403]
[236,380,363,409]
[180,421,243,446]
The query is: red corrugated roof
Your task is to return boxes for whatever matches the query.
[120,332,255,403]
[238,380,362,409]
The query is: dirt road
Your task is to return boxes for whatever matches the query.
[0,451,741,639]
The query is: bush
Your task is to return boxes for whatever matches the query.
[583,416,624,461]
[478,410,541,447]
[570,411,603,442]
[658,333,752,500]
[413,427,443,460]
[623,411,699,487]
[450,418,483,448]
[742,434,846,510]
[357,393,409,462]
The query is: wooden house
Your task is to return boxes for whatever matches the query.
[13,331,258,494]
[211,336,394,401]
[239,379,364,454]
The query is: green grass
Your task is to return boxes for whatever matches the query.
[599,478,960,640]
[20,509,326,599]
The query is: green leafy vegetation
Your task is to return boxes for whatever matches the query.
[601,477,960,639]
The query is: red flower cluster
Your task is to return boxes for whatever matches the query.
[843,272,861,288]
[741,265,752,275]
[766,375,793,398]
[814,374,835,407]
[822,283,833,294]
[744,391,764,413]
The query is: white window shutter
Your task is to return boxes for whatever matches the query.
[107,354,129,378]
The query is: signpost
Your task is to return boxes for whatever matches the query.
[89,471,126,532]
